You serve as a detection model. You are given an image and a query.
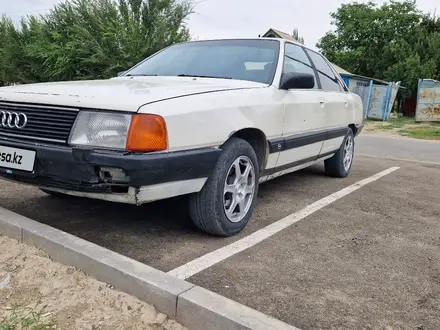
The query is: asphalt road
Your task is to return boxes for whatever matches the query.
[190,158,440,330]
[357,135,440,164]
[1,135,439,330]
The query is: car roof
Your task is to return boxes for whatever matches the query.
[177,37,317,54]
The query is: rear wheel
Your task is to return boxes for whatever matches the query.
[325,129,355,178]
[189,138,259,236]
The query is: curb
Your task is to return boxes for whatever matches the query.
[0,206,299,330]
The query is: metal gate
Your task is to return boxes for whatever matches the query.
[366,82,401,120]
[416,79,440,122]
[350,83,371,118]
[367,85,389,119]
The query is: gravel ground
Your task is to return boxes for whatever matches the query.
[0,235,187,330]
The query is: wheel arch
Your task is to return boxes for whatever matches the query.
[224,128,269,173]
[348,124,357,136]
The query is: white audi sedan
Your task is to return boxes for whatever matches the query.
[0,38,363,236]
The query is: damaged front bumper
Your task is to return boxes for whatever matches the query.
[0,139,221,205]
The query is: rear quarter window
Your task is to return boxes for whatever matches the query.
[306,50,344,92]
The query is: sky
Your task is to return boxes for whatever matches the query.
[1,0,439,50]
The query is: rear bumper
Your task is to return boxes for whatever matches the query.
[355,123,364,136]
[0,139,221,203]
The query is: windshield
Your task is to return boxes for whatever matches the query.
[124,39,280,84]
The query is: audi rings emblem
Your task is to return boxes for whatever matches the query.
[0,112,28,129]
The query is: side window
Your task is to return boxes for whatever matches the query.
[338,79,348,91]
[285,43,311,65]
[306,50,343,92]
[330,64,349,92]
[283,43,318,89]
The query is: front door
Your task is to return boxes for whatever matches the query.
[271,43,327,179]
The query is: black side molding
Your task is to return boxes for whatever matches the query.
[262,150,339,176]
[267,127,349,154]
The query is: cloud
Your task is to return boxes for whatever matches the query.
[2,0,439,50]
[187,0,439,49]
[1,0,61,24]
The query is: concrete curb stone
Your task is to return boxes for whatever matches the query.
[0,207,24,240]
[178,286,301,330]
[0,206,299,330]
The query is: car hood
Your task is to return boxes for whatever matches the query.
[0,76,266,112]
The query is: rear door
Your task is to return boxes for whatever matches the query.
[304,49,350,155]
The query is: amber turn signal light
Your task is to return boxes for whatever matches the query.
[126,114,167,152]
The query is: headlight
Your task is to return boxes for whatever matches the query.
[69,111,131,149]
[69,111,167,151]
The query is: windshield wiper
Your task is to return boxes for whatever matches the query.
[125,74,158,77]
[177,74,232,79]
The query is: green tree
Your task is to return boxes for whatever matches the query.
[317,0,440,93]
[0,16,24,86]
[0,0,193,85]
[292,28,304,44]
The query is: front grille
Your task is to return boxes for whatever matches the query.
[0,101,79,144]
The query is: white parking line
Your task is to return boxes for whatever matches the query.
[168,166,400,280]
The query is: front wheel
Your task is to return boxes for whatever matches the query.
[189,138,260,237]
[325,129,355,178]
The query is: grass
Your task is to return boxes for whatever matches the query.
[400,126,440,140]
[0,301,55,330]
[366,116,440,140]
[376,116,414,129]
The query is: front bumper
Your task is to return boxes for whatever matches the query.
[0,139,221,200]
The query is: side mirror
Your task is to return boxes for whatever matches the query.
[117,71,127,77]
[280,72,315,90]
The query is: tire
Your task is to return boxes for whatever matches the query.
[325,129,355,178]
[39,188,71,198]
[189,138,260,237]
